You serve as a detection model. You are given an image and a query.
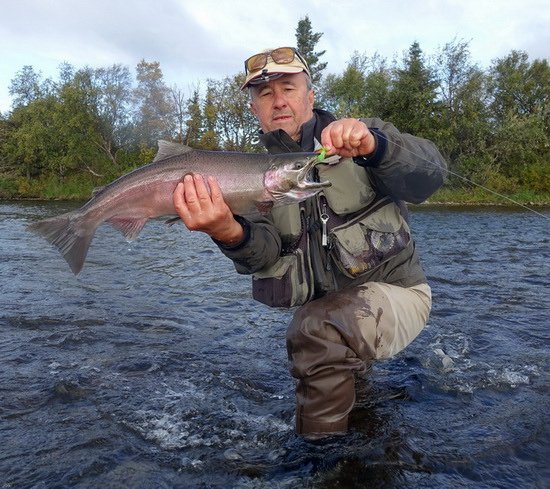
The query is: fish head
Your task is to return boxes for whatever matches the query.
[264,153,332,203]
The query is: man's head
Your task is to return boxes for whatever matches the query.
[241,47,311,89]
[242,47,314,141]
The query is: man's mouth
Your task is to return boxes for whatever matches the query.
[273,114,292,122]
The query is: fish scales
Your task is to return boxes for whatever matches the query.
[28,140,331,275]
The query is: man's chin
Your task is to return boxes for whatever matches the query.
[270,119,298,136]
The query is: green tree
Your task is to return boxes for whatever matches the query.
[434,39,491,170]
[5,65,112,182]
[323,59,367,118]
[209,74,259,151]
[489,50,549,122]
[388,42,440,140]
[8,65,44,108]
[360,55,392,119]
[7,93,105,180]
[92,64,134,160]
[321,52,391,119]
[5,97,57,179]
[133,60,174,147]
[487,51,550,177]
[295,15,327,85]
[201,84,220,150]
[53,69,106,177]
[184,88,203,147]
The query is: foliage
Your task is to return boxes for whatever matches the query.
[206,74,260,152]
[133,60,174,147]
[1,17,548,202]
[295,15,327,85]
[387,42,441,141]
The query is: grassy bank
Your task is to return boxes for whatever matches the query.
[0,174,105,201]
[1,174,549,207]
[428,187,550,206]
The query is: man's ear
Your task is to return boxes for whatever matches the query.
[308,89,315,110]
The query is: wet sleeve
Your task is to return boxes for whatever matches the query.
[355,118,448,204]
[213,215,282,275]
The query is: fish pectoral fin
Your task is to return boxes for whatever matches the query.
[107,216,149,241]
[164,216,181,226]
[254,200,275,215]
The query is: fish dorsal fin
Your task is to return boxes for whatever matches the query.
[153,140,194,162]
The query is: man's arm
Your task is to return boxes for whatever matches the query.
[321,117,447,204]
[172,173,281,274]
[359,117,447,204]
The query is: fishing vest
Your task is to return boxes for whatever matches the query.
[252,157,411,307]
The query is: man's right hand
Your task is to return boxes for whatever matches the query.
[321,118,376,158]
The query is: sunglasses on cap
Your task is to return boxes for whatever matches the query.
[244,47,310,75]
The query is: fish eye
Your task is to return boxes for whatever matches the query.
[292,161,305,170]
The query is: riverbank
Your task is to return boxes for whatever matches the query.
[1,175,549,207]
[428,187,550,207]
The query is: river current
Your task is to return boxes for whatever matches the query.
[0,201,548,488]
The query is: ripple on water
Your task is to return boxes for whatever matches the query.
[1,202,548,488]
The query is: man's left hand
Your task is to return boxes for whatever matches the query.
[321,118,376,158]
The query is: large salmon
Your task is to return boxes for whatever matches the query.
[28,140,331,275]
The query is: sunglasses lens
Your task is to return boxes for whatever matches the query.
[246,54,268,73]
[270,47,295,64]
[245,48,298,74]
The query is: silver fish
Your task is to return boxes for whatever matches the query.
[28,140,330,275]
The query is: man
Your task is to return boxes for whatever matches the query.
[173,47,447,438]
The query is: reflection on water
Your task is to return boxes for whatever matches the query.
[0,201,548,488]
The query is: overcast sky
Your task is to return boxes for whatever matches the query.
[1,0,549,112]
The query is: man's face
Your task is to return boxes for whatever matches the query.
[249,73,314,142]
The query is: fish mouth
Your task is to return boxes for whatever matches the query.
[265,154,333,204]
[296,155,332,190]
[272,155,332,202]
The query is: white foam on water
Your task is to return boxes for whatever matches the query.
[424,333,541,394]
[485,366,538,388]
[117,376,292,452]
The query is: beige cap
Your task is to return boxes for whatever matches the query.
[241,48,311,90]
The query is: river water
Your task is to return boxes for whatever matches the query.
[0,201,548,489]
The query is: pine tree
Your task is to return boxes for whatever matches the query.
[295,16,327,85]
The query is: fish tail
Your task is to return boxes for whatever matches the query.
[28,212,95,275]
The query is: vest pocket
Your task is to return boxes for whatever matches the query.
[317,158,376,214]
[329,203,411,278]
[252,249,311,307]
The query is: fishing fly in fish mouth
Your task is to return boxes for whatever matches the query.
[27,45,545,442]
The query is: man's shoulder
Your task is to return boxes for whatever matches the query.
[314,108,336,127]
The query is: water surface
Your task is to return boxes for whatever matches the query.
[0,201,548,488]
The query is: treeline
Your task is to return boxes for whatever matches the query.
[0,18,548,200]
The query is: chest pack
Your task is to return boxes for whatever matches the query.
[251,158,411,308]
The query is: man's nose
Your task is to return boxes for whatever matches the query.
[272,91,287,109]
